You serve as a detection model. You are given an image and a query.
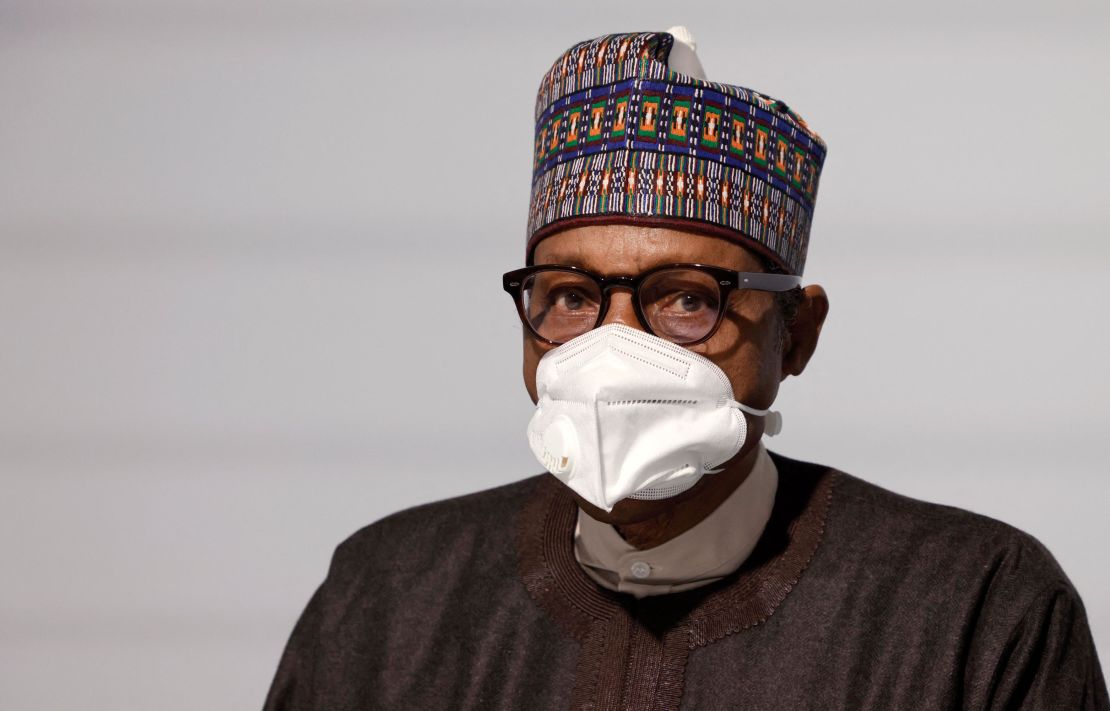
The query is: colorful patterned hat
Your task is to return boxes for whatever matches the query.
[526,30,827,275]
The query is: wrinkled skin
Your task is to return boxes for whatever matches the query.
[523,224,829,548]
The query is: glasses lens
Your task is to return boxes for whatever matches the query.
[522,269,603,343]
[639,268,723,344]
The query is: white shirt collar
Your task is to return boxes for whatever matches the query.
[573,445,779,598]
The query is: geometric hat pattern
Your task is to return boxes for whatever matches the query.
[527,31,828,275]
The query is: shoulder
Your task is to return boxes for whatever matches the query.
[844,469,1064,579]
[772,453,1110,708]
[772,451,1074,603]
[327,475,545,579]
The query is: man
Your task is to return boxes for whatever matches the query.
[264,29,1108,710]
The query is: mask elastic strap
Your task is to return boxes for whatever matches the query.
[726,399,783,437]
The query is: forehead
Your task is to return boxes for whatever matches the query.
[532,224,766,275]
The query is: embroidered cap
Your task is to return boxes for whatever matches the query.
[526,29,827,275]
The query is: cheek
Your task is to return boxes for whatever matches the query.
[689,300,782,406]
[522,335,553,404]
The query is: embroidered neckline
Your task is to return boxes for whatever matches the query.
[515,453,839,710]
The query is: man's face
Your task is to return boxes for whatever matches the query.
[522,223,827,525]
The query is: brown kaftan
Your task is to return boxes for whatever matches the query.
[264,453,1109,710]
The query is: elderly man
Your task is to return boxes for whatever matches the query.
[264,29,1108,710]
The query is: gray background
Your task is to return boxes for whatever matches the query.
[1,0,1107,708]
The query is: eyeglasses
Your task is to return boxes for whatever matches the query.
[502,263,800,346]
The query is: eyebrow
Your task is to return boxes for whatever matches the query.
[539,258,642,279]
[534,253,693,272]
[533,251,588,267]
[532,257,740,275]
[535,259,636,280]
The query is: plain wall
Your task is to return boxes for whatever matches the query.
[1,0,1107,708]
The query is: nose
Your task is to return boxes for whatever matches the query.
[599,289,647,331]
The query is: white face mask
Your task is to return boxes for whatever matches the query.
[526,324,781,512]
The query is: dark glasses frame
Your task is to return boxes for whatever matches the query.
[502,263,801,346]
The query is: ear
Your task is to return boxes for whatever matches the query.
[781,284,829,379]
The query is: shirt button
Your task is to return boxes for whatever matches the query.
[630,561,651,579]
